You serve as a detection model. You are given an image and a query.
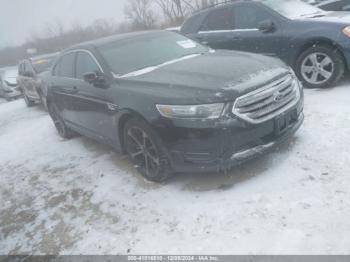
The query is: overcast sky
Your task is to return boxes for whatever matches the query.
[0,0,127,48]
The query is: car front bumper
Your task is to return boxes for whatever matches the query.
[155,100,304,173]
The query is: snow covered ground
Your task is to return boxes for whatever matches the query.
[0,80,350,255]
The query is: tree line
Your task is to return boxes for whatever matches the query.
[0,0,224,67]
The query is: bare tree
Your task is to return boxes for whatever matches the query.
[124,0,157,30]
[155,0,189,24]
[0,19,131,67]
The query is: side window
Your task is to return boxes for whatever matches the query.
[234,6,272,30]
[182,14,204,34]
[201,8,234,31]
[76,52,101,80]
[53,53,76,78]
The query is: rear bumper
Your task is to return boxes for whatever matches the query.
[155,100,304,173]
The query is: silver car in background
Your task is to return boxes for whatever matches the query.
[17,52,58,108]
[0,67,22,101]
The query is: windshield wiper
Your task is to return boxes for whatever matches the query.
[116,53,202,79]
[300,11,326,18]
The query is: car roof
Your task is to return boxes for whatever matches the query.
[67,30,167,51]
[30,52,59,61]
[191,0,266,17]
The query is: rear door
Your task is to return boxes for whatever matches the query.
[196,3,283,57]
[196,7,236,49]
[51,52,80,123]
[20,61,37,98]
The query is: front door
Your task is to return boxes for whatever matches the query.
[230,4,283,57]
[196,3,283,58]
[71,51,112,141]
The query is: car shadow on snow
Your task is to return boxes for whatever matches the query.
[74,130,299,192]
[173,137,298,192]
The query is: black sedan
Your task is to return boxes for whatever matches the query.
[46,31,304,182]
[181,0,350,89]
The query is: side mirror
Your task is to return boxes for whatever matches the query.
[83,72,108,88]
[24,71,34,78]
[258,20,275,33]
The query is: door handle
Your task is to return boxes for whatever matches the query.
[71,86,78,94]
[231,36,242,41]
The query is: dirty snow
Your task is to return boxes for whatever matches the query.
[1,80,350,255]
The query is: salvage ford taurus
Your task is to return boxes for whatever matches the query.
[46,31,304,182]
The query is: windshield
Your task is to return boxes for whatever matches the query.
[98,32,208,75]
[261,0,326,19]
[31,56,56,73]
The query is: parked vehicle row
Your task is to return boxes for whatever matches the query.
[181,0,350,89]
[4,0,350,182]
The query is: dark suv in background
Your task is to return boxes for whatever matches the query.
[311,0,350,11]
[18,52,58,108]
[46,31,304,182]
[181,0,350,89]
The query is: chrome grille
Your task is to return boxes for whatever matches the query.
[232,74,300,124]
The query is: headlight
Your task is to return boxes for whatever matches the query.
[342,26,350,38]
[156,103,225,119]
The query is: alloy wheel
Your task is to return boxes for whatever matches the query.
[125,126,161,178]
[301,52,334,85]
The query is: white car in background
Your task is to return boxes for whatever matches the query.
[0,67,22,101]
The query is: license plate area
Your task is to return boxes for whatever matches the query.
[275,110,298,136]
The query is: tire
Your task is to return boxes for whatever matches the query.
[39,92,48,111]
[48,103,76,139]
[23,93,35,107]
[123,117,173,182]
[295,44,345,89]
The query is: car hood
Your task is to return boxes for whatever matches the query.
[3,77,17,85]
[297,11,350,24]
[118,50,290,103]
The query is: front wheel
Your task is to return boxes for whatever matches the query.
[123,118,173,182]
[296,45,345,89]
